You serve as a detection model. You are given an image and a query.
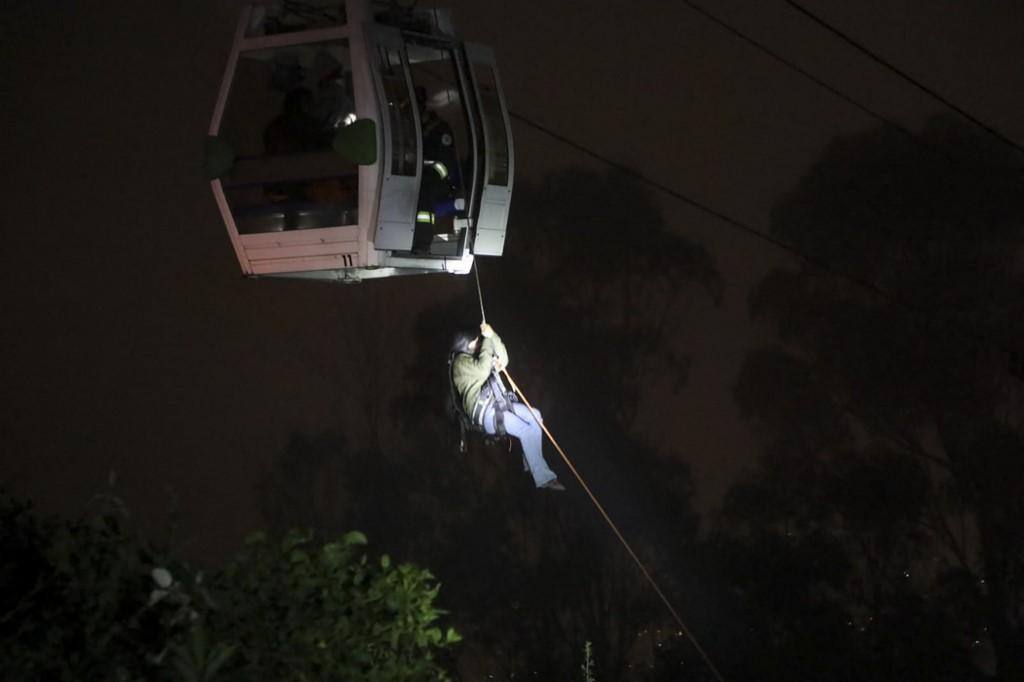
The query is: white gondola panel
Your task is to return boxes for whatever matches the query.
[367,26,422,251]
[463,43,514,257]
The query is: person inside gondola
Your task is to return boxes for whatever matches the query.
[261,86,356,225]
[263,87,327,156]
[451,323,565,491]
[413,87,462,252]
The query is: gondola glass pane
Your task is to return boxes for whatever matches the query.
[407,43,474,216]
[220,40,359,233]
[472,64,509,187]
[378,46,418,177]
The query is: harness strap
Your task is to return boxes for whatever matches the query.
[470,384,497,425]
[470,382,508,436]
[493,403,506,437]
[451,347,510,438]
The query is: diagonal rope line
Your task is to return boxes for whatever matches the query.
[782,0,1024,161]
[679,0,959,168]
[472,258,487,324]
[507,108,1021,372]
[501,368,727,682]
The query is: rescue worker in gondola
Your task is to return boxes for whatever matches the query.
[451,323,565,491]
[413,86,462,252]
[417,86,461,196]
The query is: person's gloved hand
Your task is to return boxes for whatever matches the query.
[480,323,494,338]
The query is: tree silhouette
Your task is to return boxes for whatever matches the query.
[722,116,1024,680]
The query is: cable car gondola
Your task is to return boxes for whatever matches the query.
[206,0,513,281]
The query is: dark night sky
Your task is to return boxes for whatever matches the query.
[2,0,1023,562]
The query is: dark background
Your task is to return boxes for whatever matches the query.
[3,1,1023,678]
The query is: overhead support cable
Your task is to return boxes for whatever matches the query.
[679,0,959,167]
[509,111,920,314]
[782,0,1024,161]
[508,111,797,262]
[507,109,1019,374]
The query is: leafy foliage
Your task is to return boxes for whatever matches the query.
[209,528,457,680]
[0,492,198,680]
[0,491,457,680]
[580,640,596,682]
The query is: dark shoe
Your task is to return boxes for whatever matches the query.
[541,479,565,491]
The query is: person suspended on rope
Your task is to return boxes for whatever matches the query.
[450,323,565,491]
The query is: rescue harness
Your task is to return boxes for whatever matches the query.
[447,351,517,451]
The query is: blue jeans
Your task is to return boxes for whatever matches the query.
[483,402,557,487]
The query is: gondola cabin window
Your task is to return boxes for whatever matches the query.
[220,40,359,234]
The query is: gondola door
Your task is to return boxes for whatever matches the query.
[463,43,514,257]
[367,27,422,251]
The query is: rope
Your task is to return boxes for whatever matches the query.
[466,261,725,678]
[507,108,1022,374]
[472,258,487,324]
[782,0,1024,162]
[679,0,959,169]
[500,368,727,682]
[468,257,723,678]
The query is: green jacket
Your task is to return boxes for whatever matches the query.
[452,333,509,417]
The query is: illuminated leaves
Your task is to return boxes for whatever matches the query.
[208,528,456,680]
[0,493,457,681]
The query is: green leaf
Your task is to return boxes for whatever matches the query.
[342,531,368,547]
